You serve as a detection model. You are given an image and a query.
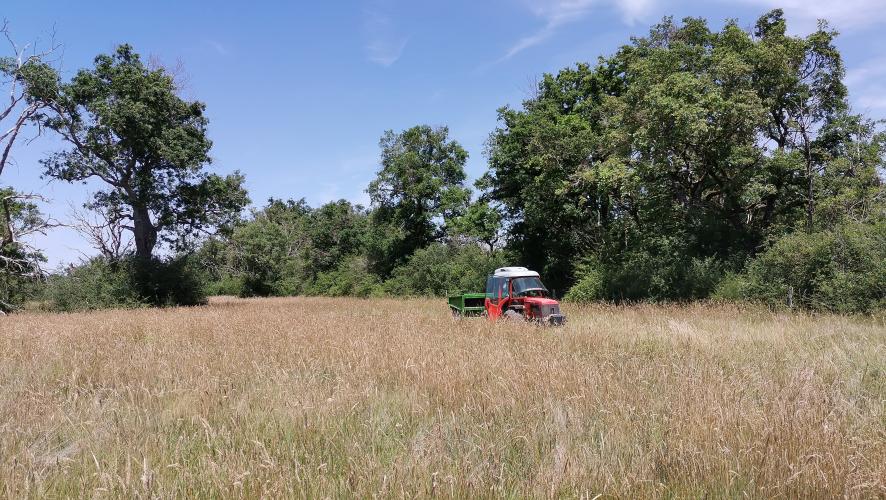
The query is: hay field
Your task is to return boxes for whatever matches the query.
[0,297,883,498]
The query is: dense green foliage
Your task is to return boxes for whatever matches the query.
[478,10,883,312]
[367,125,471,276]
[194,198,371,297]
[41,45,249,260]
[6,11,884,313]
[716,222,885,313]
[383,244,507,297]
[0,189,47,312]
[43,255,207,312]
[192,196,500,299]
[483,11,849,292]
[42,258,142,312]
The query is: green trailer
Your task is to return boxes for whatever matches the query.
[448,293,487,317]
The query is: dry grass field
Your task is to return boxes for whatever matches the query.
[0,297,883,498]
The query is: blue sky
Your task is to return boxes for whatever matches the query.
[5,0,886,267]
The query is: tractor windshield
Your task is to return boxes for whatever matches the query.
[511,277,548,297]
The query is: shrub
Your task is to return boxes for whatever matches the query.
[0,266,46,313]
[305,256,383,298]
[203,275,245,297]
[571,237,728,303]
[132,256,208,307]
[43,258,143,312]
[710,272,747,302]
[43,255,208,312]
[716,222,886,313]
[383,244,506,297]
[564,263,605,303]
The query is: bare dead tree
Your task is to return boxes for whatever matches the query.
[68,201,132,261]
[0,19,61,179]
[147,54,191,93]
[0,22,62,313]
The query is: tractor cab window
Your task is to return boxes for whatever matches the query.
[497,277,509,298]
[512,277,548,297]
[486,277,509,301]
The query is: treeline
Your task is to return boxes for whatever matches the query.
[1,10,884,314]
[481,10,885,312]
[195,196,505,299]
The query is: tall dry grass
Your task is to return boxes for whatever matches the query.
[0,297,883,498]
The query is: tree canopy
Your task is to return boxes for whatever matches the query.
[41,44,249,259]
[367,125,471,276]
[481,10,872,298]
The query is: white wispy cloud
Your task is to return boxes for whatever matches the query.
[504,0,655,60]
[504,0,886,61]
[845,57,886,87]
[727,0,886,30]
[204,39,229,56]
[728,1,886,114]
[363,9,408,67]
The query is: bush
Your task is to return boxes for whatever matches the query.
[564,264,605,303]
[0,270,46,313]
[382,244,506,297]
[43,258,143,312]
[305,256,383,298]
[43,255,208,312]
[715,222,886,313]
[132,256,208,307]
[567,237,728,303]
[710,272,747,302]
[203,275,245,297]
[610,252,725,302]
[192,237,247,297]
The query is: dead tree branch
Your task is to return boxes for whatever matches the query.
[68,201,132,260]
[0,19,61,179]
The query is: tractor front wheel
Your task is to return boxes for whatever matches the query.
[503,309,523,321]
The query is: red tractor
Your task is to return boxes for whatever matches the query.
[448,267,566,325]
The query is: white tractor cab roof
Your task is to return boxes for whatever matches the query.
[492,267,540,278]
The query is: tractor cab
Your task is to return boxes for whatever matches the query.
[485,267,565,325]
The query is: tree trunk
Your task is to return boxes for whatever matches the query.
[132,204,157,260]
[807,163,814,233]
[800,125,815,233]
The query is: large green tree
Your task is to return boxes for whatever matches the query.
[482,62,615,291]
[367,125,470,275]
[42,45,248,260]
[303,200,368,276]
[483,10,852,297]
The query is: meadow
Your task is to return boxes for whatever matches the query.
[0,297,883,498]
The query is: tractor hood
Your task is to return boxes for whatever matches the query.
[524,297,560,306]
